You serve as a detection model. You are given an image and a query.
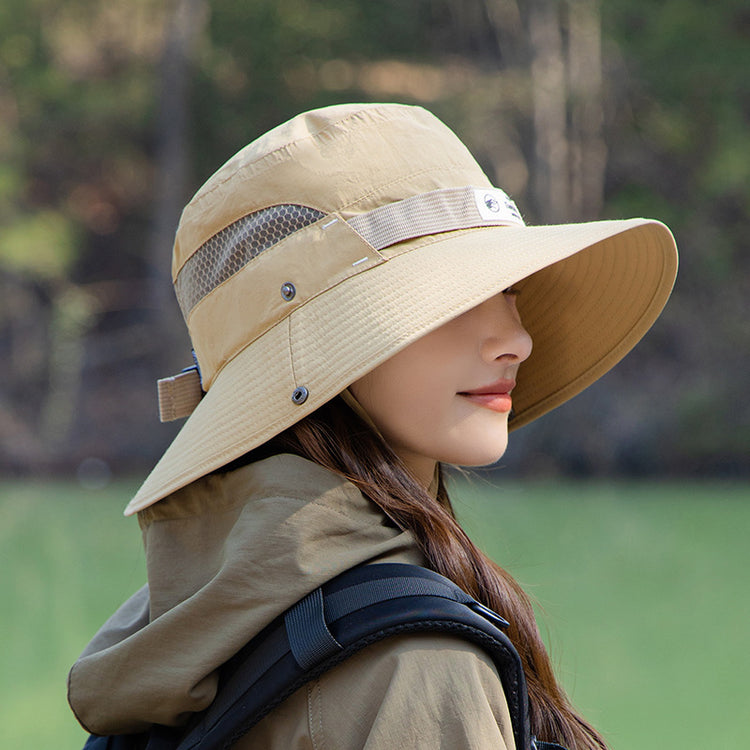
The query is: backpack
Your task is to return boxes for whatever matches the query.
[83,563,566,750]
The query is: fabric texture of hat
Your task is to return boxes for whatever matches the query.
[125,102,678,515]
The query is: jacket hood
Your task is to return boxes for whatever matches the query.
[68,454,422,735]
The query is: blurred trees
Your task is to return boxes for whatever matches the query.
[0,0,747,480]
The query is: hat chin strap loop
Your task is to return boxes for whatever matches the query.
[157,366,203,422]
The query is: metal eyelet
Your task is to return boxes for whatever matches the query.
[291,386,309,405]
[280,282,296,301]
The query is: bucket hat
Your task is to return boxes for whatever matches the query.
[125,102,677,515]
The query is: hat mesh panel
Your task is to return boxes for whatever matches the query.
[174,204,325,318]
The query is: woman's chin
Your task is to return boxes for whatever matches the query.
[450,440,509,469]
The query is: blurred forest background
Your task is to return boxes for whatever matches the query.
[1,0,748,484]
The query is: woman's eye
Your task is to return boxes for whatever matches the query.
[502,286,520,296]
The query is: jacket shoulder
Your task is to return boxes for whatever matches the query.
[241,633,515,749]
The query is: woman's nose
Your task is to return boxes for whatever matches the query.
[479,294,533,364]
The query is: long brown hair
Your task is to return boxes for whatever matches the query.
[239,395,607,750]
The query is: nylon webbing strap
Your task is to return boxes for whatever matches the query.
[325,575,471,620]
[228,624,288,693]
[284,587,342,670]
[347,186,524,251]
[157,367,203,422]
[285,572,476,671]
[202,570,477,722]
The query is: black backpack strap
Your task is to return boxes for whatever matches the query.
[84,563,569,750]
[176,563,535,750]
[83,728,180,750]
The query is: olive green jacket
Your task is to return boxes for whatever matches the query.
[68,454,514,748]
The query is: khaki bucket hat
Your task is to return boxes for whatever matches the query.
[125,102,678,515]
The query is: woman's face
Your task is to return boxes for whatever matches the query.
[350,290,532,486]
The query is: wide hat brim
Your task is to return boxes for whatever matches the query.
[126,216,677,515]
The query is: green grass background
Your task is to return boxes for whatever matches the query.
[1,478,748,749]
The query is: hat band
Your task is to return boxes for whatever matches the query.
[173,186,523,320]
[348,186,524,250]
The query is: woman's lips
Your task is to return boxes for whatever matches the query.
[459,379,515,413]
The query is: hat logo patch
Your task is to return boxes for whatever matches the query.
[484,195,501,213]
[474,188,523,225]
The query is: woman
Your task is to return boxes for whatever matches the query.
[68,103,678,749]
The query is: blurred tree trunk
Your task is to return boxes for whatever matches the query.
[528,0,569,222]
[150,0,206,368]
[481,0,526,66]
[567,0,606,220]
[526,0,605,222]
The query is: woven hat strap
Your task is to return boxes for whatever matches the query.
[347,186,524,250]
[157,366,203,422]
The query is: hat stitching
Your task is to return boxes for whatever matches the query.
[191,249,519,474]
[287,315,299,389]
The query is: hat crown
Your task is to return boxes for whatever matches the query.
[172,103,494,389]
[173,103,491,278]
